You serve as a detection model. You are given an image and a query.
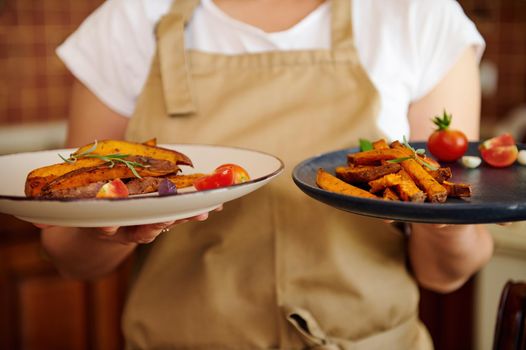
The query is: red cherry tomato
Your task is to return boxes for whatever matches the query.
[214,163,250,184]
[427,111,468,162]
[194,167,235,191]
[194,163,250,191]
[96,178,129,198]
[479,133,518,168]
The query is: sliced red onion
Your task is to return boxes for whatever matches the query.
[158,178,178,196]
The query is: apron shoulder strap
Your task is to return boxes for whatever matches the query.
[331,0,355,50]
[155,0,201,116]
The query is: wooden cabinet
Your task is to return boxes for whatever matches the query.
[420,280,476,350]
[0,215,130,350]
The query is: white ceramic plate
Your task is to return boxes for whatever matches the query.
[0,144,283,227]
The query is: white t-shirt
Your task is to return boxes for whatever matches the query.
[57,0,484,140]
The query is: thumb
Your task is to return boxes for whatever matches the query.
[99,226,120,236]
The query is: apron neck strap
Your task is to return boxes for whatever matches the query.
[155,0,201,116]
[168,0,201,21]
[331,0,354,49]
[155,0,354,115]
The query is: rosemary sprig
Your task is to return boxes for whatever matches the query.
[58,140,148,178]
[387,136,438,170]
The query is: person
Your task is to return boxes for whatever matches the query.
[40,0,495,348]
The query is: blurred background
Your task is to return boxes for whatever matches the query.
[0,0,525,349]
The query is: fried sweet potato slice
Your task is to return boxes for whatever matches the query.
[347,148,403,166]
[428,167,452,183]
[396,170,427,202]
[389,141,447,203]
[368,173,402,193]
[383,187,400,201]
[389,140,442,172]
[372,139,390,150]
[399,159,447,203]
[335,163,401,183]
[317,169,379,199]
[442,181,472,198]
[40,157,179,198]
[319,138,470,204]
[367,172,425,202]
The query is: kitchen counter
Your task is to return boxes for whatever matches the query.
[0,121,67,155]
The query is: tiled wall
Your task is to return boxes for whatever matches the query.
[0,0,525,136]
[459,0,526,140]
[0,0,103,125]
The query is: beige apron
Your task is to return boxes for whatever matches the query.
[123,0,433,348]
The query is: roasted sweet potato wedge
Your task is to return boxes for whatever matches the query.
[142,138,157,147]
[25,139,192,197]
[25,158,109,197]
[124,173,207,196]
[72,140,192,167]
[167,173,207,188]
[40,157,179,198]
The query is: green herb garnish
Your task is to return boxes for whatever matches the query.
[58,140,148,178]
[432,110,453,131]
[359,138,373,151]
[387,136,438,170]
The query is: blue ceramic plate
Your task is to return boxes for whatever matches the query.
[292,142,526,224]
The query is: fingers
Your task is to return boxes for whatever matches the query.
[61,208,217,246]
[432,224,448,229]
[195,212,209,221]
[99,226,120,235]
[170,212,210,226]
[33,223,54,229]
[124,221,176,244]
[426,222,511,229]
[128,212,211,243]
[101,212,209,245]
